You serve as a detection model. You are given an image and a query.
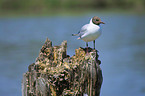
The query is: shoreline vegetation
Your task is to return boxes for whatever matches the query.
[0,0,145,17]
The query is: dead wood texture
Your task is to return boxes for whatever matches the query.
[22,38,103,96]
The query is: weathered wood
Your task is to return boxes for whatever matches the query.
[22,38,103,96]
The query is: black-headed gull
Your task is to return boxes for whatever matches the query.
[72,16,105,50]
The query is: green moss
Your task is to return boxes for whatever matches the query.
[24,38,102,95]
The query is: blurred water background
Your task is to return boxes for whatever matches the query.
[0,0,145,96]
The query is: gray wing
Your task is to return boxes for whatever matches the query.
[78,24,89,38]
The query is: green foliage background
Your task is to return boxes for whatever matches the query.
[0,0,144,15]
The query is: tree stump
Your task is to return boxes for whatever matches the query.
[22,38,103,96]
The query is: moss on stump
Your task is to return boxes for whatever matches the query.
[22,38,103,96]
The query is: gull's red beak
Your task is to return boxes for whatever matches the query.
[100,21,105,24]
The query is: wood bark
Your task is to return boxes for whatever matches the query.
[22,38,103,96]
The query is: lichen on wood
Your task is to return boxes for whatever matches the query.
[22,38,103,96]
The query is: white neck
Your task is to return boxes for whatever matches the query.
[89,18,100,27]
[89,18,93,24]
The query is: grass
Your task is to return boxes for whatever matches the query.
[0,8,144,18]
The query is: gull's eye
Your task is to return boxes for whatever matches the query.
[96,19,99,21]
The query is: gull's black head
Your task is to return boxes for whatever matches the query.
[92,16,105,25]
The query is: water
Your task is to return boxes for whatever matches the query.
[0,13,145,96]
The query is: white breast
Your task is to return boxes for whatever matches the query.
[81,24,102,42]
